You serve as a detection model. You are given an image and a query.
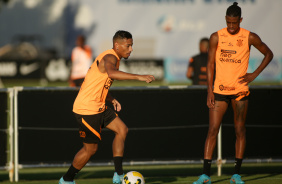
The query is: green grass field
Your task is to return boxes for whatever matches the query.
[1,163,282,184]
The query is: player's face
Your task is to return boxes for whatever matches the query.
[225,16,242,35]
[116,38,133,59]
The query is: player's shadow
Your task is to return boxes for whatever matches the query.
[212,177,230,183]
[145,177,178,183]
[212,173,281,183]
[243,173,280,182]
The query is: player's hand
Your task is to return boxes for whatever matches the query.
[238,73,257,85]
[207,91,215,109]
[138,75,155,83]
[112,99,121,112]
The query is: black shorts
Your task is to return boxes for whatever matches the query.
[214,91,250,104]
[74,107,118,143]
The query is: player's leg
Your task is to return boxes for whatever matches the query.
[104,107,128,184]
[205,100,229,159]
[106,117,128,157]
[106,117,128,182]
[59,113,101,184]
[193,100,228,184]
[72,143,98,169]
[230,99,248,184]
[232,99,248,160]
[60,143,98,183]
[204,100,228,173]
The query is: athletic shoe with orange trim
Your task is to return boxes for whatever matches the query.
[59,177,76,184]
[230,174,244,184]
[193,174,211,184]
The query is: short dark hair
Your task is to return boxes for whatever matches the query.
[226,2,241,18]
[113,30,132,42]
[200,37,209,44]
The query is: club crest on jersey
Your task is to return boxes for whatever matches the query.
[237,39,243,47]
[79,131,86,138]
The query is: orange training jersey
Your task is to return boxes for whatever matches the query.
[214,27,250,95]
[73,49,120,115]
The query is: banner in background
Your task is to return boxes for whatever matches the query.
[164,57,189,83]
[67,0,281,60]
[0,59,70,81]
[0,0,281,59]
[164,57,282,83]
[120,59,164,80]
[0,59,164,81]
[0,0,281,83]
[0,60,43,79]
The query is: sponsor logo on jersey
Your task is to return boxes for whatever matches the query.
[219,50,241,63]
[221,49,236,54]
[104,78,113,89]
[239,34,246,38]
[219,58,241,63]
[228,42,233,47]
[219,85,235,91]
[220,33,228,37]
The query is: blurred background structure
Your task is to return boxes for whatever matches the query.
[0,0,281,86]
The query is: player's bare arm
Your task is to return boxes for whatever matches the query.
[238,32,273,84]
[103,54,155,83]
[186,65,193,79]
[106,93,121,112]
[206,32,218,109]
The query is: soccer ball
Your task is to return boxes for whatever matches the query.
[122,171,145,184]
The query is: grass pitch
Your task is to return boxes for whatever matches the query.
[0,163,282,184]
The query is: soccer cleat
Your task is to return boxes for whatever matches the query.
[59,177,76,184]
[230,174,244,184]
[113,172,125,184]
[193,174,211,184]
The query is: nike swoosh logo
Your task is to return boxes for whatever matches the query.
[20,62,40,75]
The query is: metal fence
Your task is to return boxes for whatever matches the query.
[1,86,282,182]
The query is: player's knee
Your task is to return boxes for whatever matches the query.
[89,146,98,156]
[234,125,246,137]
[207,126,219,137]
[117,125,128,139]
[84,144,98,156]
[121,126,128,137]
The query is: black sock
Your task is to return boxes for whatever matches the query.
[63,164,80,181]
[203,159,212,177]
[114,156,124,175]
[234,158,243,175]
